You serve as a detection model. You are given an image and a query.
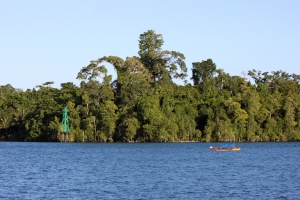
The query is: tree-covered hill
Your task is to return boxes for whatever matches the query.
[1,30,300,142]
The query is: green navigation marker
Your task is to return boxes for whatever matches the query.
[60,107,71,142]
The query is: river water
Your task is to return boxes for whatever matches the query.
[0,142,299,199]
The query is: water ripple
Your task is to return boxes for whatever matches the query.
[0,142,299,199]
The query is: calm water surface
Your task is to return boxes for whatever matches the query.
[0,142,299,199]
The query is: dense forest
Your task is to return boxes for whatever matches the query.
[1,30,300,142]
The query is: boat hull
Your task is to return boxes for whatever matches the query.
[210,146,241,151]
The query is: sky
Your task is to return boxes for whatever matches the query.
[1,0,300,90]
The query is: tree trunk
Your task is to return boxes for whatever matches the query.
[82,131,85,142]
[93,118,97,142]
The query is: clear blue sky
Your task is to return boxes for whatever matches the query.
[1,0,300,90]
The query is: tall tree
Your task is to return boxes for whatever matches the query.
[191,59,217,87]
[138,30,187,83]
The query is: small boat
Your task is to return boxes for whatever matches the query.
[210,143,240,151]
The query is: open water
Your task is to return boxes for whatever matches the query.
[0,142,299,199]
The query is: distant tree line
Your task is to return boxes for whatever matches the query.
[1,30,300,142]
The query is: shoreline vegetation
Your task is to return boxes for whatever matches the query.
[1,30,300,142]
